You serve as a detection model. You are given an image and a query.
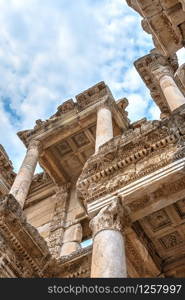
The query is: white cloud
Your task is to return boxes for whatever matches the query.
[123,67,143,92]
[126,94,149,121]
[148,105,160,120]
[177,48,185,65]
[0,0,157,171]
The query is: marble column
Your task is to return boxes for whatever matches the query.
[152,65,185,112]
[95,103,113,153]
[10,140,41,208]
[90,199,130,278]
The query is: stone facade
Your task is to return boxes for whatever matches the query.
[1,1,185,277]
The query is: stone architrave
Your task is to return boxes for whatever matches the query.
[95,102,113,153]
[90,199,130,278]
[10,140,41,208]
[151,64,185,112]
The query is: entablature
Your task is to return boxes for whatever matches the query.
[17,82,130,185]
[134,51,183,116]
[126,0,185,56]
[77,107,185,212]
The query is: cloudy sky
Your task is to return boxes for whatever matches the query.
[0,0,185,172]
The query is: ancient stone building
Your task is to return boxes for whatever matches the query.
[1,0,185,277]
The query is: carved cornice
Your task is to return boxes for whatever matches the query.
[77,110,185,207]
[51,99,76,117]
[77,121,180,201]
[17,82,129,149]
[17,82,113,146]
[53,250,92,278]
[89,199,131,238]
[134,52,179,115]
[0,145,15,189]
[76,81,111,111]
[0,194,51,277]
[126,0,185,56]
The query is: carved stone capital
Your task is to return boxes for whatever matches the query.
[96,95,113,112]
[89,199,131,238]
[151,64,172,82]
[28,139,42,153]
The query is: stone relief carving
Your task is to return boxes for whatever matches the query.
[127,0,185,56]
[77,114,185,203]
[48,183,71,257]
[159,231,184,249]
[0,194,51,277]
[89,199,131,237]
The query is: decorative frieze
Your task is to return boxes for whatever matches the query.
[77,108,185,209]
[77,119,183,203]
[134,52,183,114]
[126,0,185,56]
[0,194,51,277]
[47,184,70,258]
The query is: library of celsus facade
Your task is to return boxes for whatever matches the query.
[1,0,185,277]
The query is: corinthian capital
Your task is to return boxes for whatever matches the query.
[90,199,131,238]
[28,139,42,153]
[96,95,114,111]
[151,64,172,82]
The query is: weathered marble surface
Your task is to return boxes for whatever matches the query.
[90,200,129,278]
[95,104,113,153]
[10,140,41,208]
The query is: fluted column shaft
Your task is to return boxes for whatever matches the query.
[90,199,130,278]
[10,140,41,208]
[95,103,113,153]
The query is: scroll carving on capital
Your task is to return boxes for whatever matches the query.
[89,199,131,238]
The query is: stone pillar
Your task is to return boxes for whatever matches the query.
[10,140,41,208]
[95,103,113,153]
[60,223,82,256]
[48,184,70,258]
[90,199,130,278]
[152,65,185,112]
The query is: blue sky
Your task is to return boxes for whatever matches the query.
[0,0,185,172]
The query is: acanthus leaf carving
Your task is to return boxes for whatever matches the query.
[89,199,131,238]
